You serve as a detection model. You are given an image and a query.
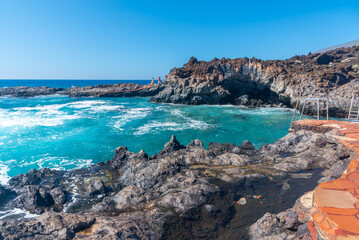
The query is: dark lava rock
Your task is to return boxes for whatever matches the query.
[0,185,15,205]
[0,130,352,239]
[159,135,185,155]
[50,187,68,206]
[9,168,55,188]
[208,142,236,156]
[0,86,63,97]
[85,179,107,197]
[150,45,359,118]
[13,185,55,214]
[314,53,334,65]
[242,140,255,150]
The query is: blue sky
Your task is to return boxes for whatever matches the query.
[0,0,359,79]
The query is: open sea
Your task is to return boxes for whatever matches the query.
[0,80,295,185]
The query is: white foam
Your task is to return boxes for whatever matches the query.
[225,107,290,116]
[0,162,10,185]
[19,156,93,170]
[135,119,212,135]
[113,107,151,130]
[67,100,107,109]
[0,108,80,127]
[0,208,38,220]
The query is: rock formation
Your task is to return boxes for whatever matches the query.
[151,46,359,117]
[0,129,353,239]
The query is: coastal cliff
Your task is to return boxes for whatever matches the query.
[0,129,352,239]
[2,46,359,118]
[151,46,359,117]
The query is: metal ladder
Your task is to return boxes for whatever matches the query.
[290,97,329,128]
[348,95,359,120]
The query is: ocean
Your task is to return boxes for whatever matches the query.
[0,80,294,185]
[0,79,152,89]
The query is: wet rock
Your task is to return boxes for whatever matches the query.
[85,179,107,197]
[0,185,14,205]
[13,185,54,214]
[237,197,247,205]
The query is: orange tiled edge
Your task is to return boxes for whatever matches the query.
[292,120,359,239]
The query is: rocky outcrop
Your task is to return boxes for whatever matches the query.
[0,86,63,97]
[2,46,359,118]
[151,46,359,117]
[0,129,353,239]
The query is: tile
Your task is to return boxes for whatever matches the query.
[332,179,359,189]
[347,173,359,181]
[319,207,358,216]
[326,214,359,234]
[313,212,325,225]
[314,188,358,208]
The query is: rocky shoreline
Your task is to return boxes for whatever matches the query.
[0,127,353,239]
[2,45,359,118]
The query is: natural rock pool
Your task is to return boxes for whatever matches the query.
[0,96,294,182]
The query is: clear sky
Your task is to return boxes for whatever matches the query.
[0,0,359,80]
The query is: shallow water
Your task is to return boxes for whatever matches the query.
[162,168,322,239]
[0,95,295,183]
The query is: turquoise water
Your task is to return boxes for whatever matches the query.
[0,79,152,88]
[0,95,294,184]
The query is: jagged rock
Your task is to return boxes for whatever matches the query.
[113,185,146,210]
[208,142,236,156]
[284,209,298,229]
[212,153,252,167]
[242,140,255,150]
[0,130,351,239]
[0,212,96,239]
[85,179,107,197]
[0,185,14,205]
[9,168,55,188]
[249,213,285,239]
[0,86,63,97]
[314,53,334,65]
[50,187,68,206]
[159,135,185,155]
[13,185,55,214]
[186,139,204,148]
[296,223,310,238]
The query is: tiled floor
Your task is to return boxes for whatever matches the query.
[292,120,359,240]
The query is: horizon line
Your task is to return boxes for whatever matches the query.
[0,79,152,81]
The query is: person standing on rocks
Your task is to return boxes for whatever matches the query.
[151,78,154,86]
[158,77,161,84]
